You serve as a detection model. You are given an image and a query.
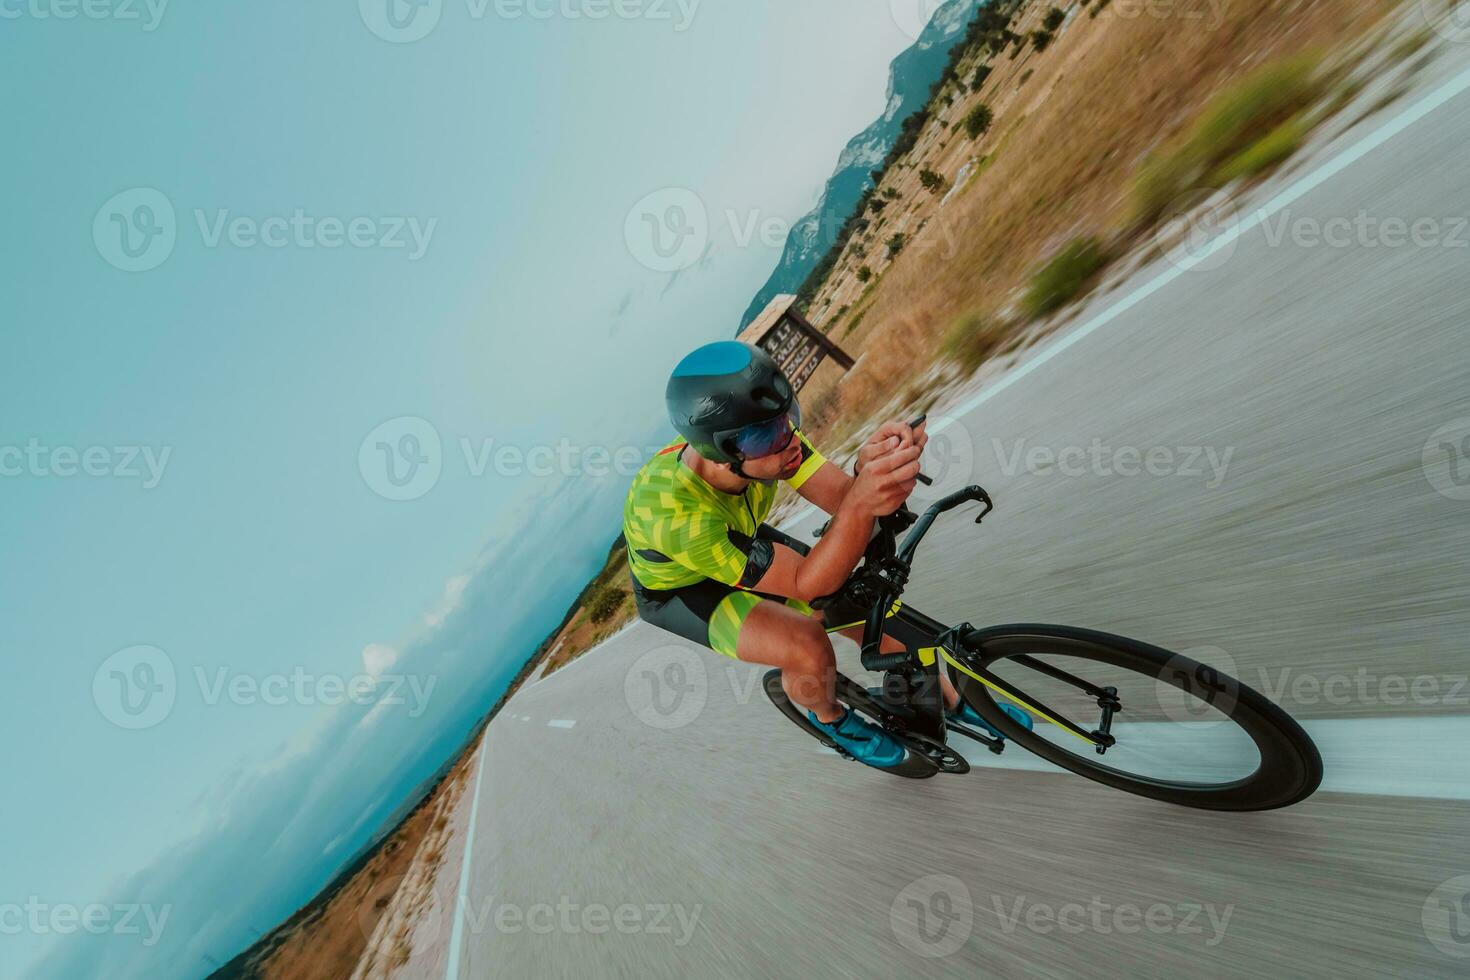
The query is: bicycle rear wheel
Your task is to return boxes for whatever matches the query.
[947,624,1322,811]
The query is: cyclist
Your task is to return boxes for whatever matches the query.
[623,340,1030,768]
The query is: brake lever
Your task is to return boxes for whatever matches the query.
[974,491,994,524]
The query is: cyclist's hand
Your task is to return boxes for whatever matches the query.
[848,443,923,516]
[855,419,928,475]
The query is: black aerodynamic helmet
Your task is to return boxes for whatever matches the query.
[665,341,801,465]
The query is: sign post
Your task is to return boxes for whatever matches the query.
[737,295,855,391]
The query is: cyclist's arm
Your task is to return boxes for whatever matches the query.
[790,460,851,516]
[750,443,922,601]
[795,419,928,516]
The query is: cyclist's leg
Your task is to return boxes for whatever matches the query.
[758,523,966,707]
[733,599,845,723]
[633,574,844,722]
[834,623,963,709]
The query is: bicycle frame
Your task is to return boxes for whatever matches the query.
[830,486,1118,754]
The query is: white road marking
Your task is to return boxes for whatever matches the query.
[947,715,1470,800]
[784,57,1470,532]
[547,719,577,729]
[444,731,491,980]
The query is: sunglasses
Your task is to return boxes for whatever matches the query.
[718,403,802,461]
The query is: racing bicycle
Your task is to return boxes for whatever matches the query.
[763,485,1324,811]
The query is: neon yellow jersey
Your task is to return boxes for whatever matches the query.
[622,432,826,590]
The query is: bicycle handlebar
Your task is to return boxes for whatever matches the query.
[857,485,993,671]
[896,485,992,564]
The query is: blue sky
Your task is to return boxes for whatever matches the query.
[1,2,937,975]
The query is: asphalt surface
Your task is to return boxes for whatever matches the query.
[423,37,1470,980]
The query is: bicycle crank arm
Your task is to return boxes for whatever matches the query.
[945,719,1005,755]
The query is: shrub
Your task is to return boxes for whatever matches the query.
[1032,30,1054,52]
[587,585,625,625]
[1131,54,1323,225]
[971,65,992,91]
[856,265,873,282]
[1214,117,1306,184]
[1043,7,1066,31]
[885,233,907,257]
[919,169,949,193]
[1024,237,1109,319]
[942,310,1009,374]
[964,103,994,138]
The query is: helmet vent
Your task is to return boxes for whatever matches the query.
[752,386,783,411]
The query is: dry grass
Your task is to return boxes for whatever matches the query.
[246,755,475,980]
[802,0,1394,430]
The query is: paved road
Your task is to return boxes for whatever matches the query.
[432,41,1470,980]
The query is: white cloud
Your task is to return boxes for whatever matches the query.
[362,643,399,680]
[423,574,471,630]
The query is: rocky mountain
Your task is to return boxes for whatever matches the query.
[738,0,986,328]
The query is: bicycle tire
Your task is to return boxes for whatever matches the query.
[949,624,1323,811]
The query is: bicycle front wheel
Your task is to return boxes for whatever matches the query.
[947,624,1323,811]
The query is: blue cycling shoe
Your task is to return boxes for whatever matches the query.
[949,700,1033,740]
[808,707,907,768]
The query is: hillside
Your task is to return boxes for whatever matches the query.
[739,0,987,327]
